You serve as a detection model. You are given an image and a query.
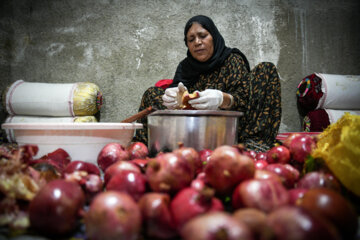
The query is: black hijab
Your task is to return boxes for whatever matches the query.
[171,15,250,88]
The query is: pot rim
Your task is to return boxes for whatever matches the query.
[148,110,243,117]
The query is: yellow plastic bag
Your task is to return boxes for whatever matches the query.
[312,113,360,196]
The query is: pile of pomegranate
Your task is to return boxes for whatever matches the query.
[0,134,359,240]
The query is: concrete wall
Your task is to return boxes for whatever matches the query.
[1,0,359,134]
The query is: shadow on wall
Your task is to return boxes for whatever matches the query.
[274,0,360,132]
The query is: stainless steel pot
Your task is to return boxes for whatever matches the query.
[147,110,243,154]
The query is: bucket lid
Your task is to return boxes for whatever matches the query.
[149,110,243,117]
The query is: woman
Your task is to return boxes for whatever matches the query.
[133,15,281,152]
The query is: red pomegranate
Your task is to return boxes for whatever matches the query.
[204,145,255,196]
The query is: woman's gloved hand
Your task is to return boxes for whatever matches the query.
[162,82,187,109]
[188,89,223,110]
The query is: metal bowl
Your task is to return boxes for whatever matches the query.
[147,110,243,155]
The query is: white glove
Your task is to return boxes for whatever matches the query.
[162,82,187,109]
[188,89,223,110]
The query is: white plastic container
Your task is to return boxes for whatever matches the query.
[1,122,142,165]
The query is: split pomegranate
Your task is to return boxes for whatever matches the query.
[106,170,147,201]
[64,171,103,203]
[232,178,289,213]
[42,148,71,171]
[138,192,177,239]
[82,174,103,202]
[126,142,149,160]
[146,152,194,194]
[204,145,255,196]
[181,211,253,240]
[15,144,39,163]
[28,179,85,236]
[84,191,141,240]
[170,187,224,230]
[97,143,130,172]
[32,162,61,183]
[31,148,71,172]
[266,145,291,164]
[297,188,358,240]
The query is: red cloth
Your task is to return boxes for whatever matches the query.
[155,79,173,89]
[302,109,330,132]
[296,74,323,116]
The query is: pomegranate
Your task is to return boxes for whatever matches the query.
[82,174,103,202]
[32,162,61,183]
[106,170,147,201]
[173,146,201,175]
[28,179,85,236]
[138,192,177,239]
[42,148,71,171]
[64,171,103,203]
[265,163,300,188]
[62,160,100,176]
[84,191,141,240]
[243,149,257,160]
[255,151,268,162]
[190,172,208,191]
[233,208,267,240]
[297,188,358,240]
[181,211,253,240]
[170,187,224,230]
[254,160,268,170]
[282,132,301,148]
[266,145,290,164]
[288,188,308,205]
[103,160,141,185]
[204,145,255,196]
[287,134,316,163]
[97,143,130,172]
[17,144,39,163]
[265,206,341,240]
[198,149,212,171]
[130,158,148,172]
[31,148,71,172]
[254,169,282,184]
[126,142,149,159]
[146,152,194,194]
[296,171,341,192]
[232,178,289,213]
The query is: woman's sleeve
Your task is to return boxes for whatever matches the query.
[220,54,250,111]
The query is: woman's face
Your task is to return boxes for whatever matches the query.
[186,23,214,62]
